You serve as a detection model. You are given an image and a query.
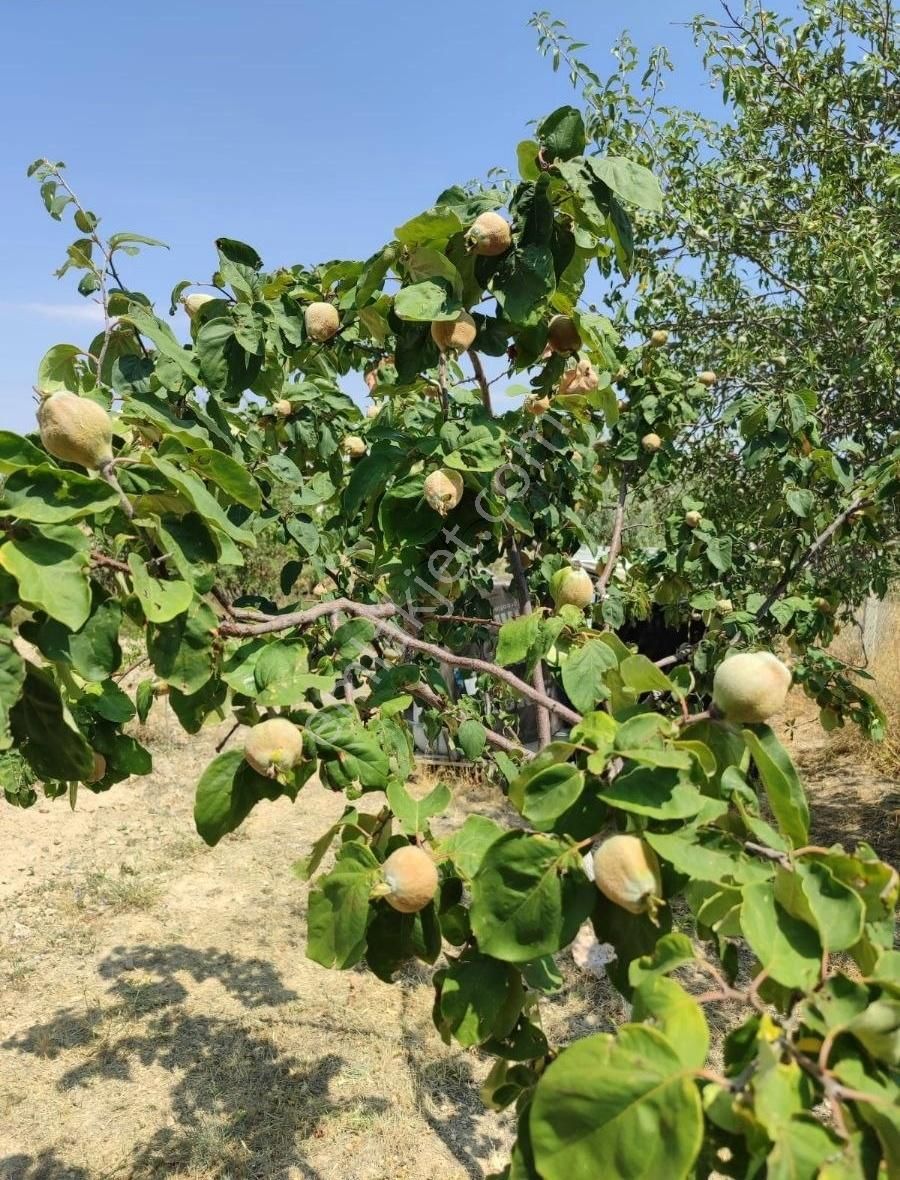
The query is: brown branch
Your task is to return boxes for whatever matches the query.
[755,496,874,620]
[507,536,552,747]
[218,596,581,726]
[596,470,629,600]
[421,612,501,630]
[468,350,493,415]
[91,551,130,574]
[408,681,530,759]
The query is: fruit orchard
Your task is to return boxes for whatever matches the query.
[2,2,898,1176]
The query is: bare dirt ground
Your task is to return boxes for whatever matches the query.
[0,689,896,1180]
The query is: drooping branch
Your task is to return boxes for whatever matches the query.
[217,596,581,726]
[468,349,493,415]
[755,495,874,620]
[596,469,629,600]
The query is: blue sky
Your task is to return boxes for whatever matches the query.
[0,0,746,433]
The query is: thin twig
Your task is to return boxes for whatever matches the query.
[595,469,629,600]
[468,350,493,415]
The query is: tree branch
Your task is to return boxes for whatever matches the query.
[507,536,552,747]
[755,496,874,620]
[596,470,629,600]
[217,596,581,727]
[468,349,493,415]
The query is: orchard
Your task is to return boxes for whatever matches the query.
[2,2,898,1177]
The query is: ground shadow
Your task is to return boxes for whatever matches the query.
[2,944,387,1179]
[0,1151,91,1180]
[806,777,900,865]
[398,987,509,1180]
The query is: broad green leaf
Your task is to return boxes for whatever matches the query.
[766,1116,848,1180]
[629,933,695,988]
[0,465,119,523]
[774,861,865,953]
[471,831,593,963]
[439,954,523,1047]
[306,843,380,969]
[0,431,57,473]
[619,653,675,694]
[561,640,616,711]
[147,601,218,694]
[599,765,706,819]
[187,448,262,509]
[386,778,451,835]
[513,763,585,825]
[632,976,709,1069]
[193,748,288,846]
[306,707,390,789]
[438,813,505,881]
[150,457,255,546]
[10,664,93,782]
[0,634,26,748]
[457,718,487,760]
[588,157,663,212]
[742,725,810,847]
[253,641,334,706]
[536,106,586,162]
[36,343,82,393]
[740,881,822,989]
[0,530,91,630]
[128,553,192,623]
[394,279,460,322]
[530,1025,703,1180]
[123,304,200,382]
[496,612,542,667]
[395,206,463,245]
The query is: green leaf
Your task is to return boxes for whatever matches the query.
[0,465,119,523]
[619,654,675,694]
[496,613,542,667]
[37,344,82,394]
[438,814,505,881]
[439,954,523,1047]
[150,457,255,546]
[470,831,593,963]
[0,634,26,748]
[512,763,585,826]
[123,304,200,382]
[561,640,616,711]
[253,642,334,706]
[386,778,451,835]
[10,664,93,782]
[766,1116,847,1180]
[599,765,706,819]
[306,707,390,789]
[187,448,262,509]
[632,976,709,1070]
[0,431,48,473]
[742,725,810,847]
[306,843,379,969]
[774,861,865,953]
[629,933,695,988]
[530,1026,703,1180]
[0,530,91,630]
[457,718,487,760]
[147,602,218,694]
[108,231,167,252]
[740,881,822,989]
[536,106,586,162]
[193,748,288,846]
[588,157,663,213]
[128,554,192,624]
[394,280,460,322]
[395,206,463,245]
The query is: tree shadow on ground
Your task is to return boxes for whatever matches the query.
[806,777,900,866]
[0,1151,91,1180]
[2,944,388,1179]
[397,983,510,1180]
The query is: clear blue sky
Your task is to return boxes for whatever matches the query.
[0,0,761,433]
